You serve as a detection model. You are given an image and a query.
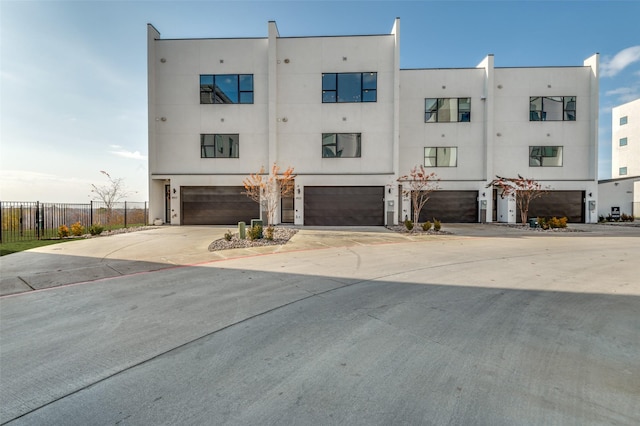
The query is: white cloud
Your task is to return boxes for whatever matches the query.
[605,85,640,103]
[110,150,147,160]
[601,46,640,77]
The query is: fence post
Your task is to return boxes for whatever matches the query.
[124,201,127,228]
[0,201,3,243]
[90,200,93,226]
[145,202,148,225]
[36,201,40,240]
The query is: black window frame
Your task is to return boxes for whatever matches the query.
[424,98,471,123]
[424,146,458,167]
[322,72,377,103]
[322,133,362,158]
[200,134,240,158]
[529,145,563,167]
[529,96,576,121]
[200,74,254,104]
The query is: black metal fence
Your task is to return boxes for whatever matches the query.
[0,201,148,243]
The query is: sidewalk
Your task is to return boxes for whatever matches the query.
[2,223,638,296]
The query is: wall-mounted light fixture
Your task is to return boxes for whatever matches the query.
[160,58,167,63]
[588,192,592,197]
[172,188,176,194]
[160,117,167,122]
[482,192,486,197]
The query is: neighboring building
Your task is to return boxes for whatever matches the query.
[598,98,640,219]
[148,20,600,226]
[611,98,640,179]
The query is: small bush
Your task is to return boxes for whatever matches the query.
[540,217,568,229]
[70,222,85,236]
[247,224,263,240]
[621,213,635,222]
[58,225,70,238]
[404,219,414,231]
[224,230,233,241]
[421,221,432,231]
[538,217,548,229]
[598,215,605,223]
[265,225,274,241]
[433,218,441,231]
[89,224,104,236]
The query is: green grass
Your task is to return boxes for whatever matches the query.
[0,239,71,256]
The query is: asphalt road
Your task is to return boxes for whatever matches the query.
[1,227,639,425]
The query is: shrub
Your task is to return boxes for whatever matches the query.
[540,217,568,229]
[433,218,441,231]
[265,225,274,241]
[58,225,70,238]
[598,215,605,223]
[538,217,548,229]
[404,219,414,231]
[421,221,432,231]
[89,224,104,236]
[70,222,85,236]
[247,224,263,240]
[224,230,233,241]
[621,213,634,222]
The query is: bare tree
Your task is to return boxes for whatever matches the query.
[90,171,130,225]
[243,163,296,226]
[397,165,440,227]
[487,175,548,224]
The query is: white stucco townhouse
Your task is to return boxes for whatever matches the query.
[148,19,599,226]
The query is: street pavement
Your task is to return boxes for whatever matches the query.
[1,224,639,424]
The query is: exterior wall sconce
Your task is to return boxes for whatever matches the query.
[160,117,167,122]
[588,192,592,197]
[172,188,176,194]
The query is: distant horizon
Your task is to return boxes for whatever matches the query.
[2,1,639,203]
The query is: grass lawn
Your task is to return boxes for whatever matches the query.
[0,239,71,257]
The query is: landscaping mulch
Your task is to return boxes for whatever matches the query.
[208,227,298,251]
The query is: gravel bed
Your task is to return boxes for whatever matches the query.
[208,227,298,251]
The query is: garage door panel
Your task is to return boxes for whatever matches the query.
[417,191,478,223]
[181,186,259,225]
[304,186,383,226]
[520,191,584,223]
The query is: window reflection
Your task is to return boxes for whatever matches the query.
[322,72,376,103]
[322,133,361,158]
[200,74,254,104]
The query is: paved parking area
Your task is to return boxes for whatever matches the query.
[1,224,639,424]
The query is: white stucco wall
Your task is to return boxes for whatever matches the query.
[612,98,640,179]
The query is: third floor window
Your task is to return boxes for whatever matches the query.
[322,72,377,103]
[530,96,575,121]
[425,98,471,123]
[200,74,254,104]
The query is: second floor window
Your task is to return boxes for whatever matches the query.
[529,146,563,167]
[322,72,377,103]
[322,133,361,158]
[530,96,576,121]
[201,134,239,158]
[620,137,628,147]
[424,147,457,167]
[200,74,253,104]
[620,116,628,125]
[425,98,471,123]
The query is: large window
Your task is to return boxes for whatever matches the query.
[424,147,457,167]
[322,133,361,158]
[322,73,377,103]
[529,96,576,121]
[529,146,563,167]
[620,137,628,147]
[620,116,628,125]
[425,98,471,123]
[200,74,253,104]
[201,134,239,158]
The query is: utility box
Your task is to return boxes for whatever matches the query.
[238,221,246,239]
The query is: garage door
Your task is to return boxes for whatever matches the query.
[417,191,479,223]
[304,186,384,226]
[181,186,259,225]
[518,190,584,223]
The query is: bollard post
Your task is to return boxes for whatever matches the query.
[238,221,246,239]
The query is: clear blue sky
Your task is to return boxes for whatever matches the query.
[2,0,639,202]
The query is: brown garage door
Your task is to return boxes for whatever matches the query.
[418,191,479,223]
[304,186,384,226]
[518,190,584,223]
[181,186,259,225]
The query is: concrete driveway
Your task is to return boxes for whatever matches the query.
[1,224,639,424]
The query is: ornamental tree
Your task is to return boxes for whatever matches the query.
[243,163,296,226]
[487,175,548,224]
[397,165,440,227]
[90,171,130,225]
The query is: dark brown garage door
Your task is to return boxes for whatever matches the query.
[518,190,584,223]
[304,186,384,226]
[417,191,479,223]
[181,186,259,225]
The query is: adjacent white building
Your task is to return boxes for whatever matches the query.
[598,98,640,219]
[148,19,600,226]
